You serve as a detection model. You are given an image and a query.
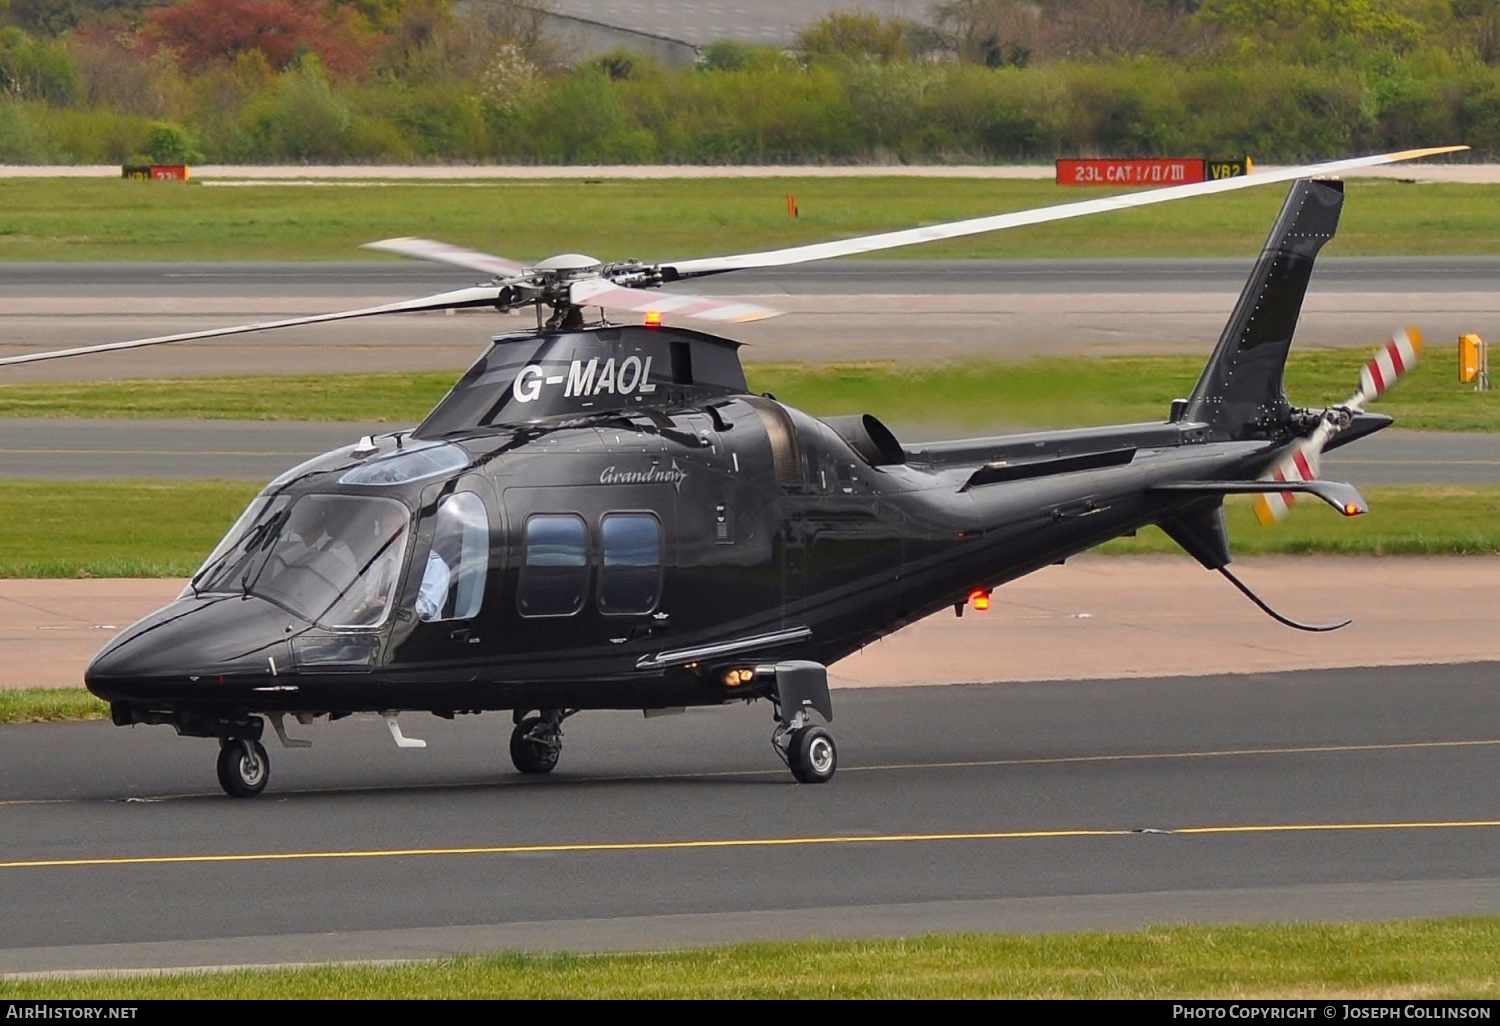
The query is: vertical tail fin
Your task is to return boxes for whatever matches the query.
[1179,178,1344,439]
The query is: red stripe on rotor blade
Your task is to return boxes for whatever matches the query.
[1292,450,1313,481]
[1386,341,1406,376]
[1365,360,1387,395]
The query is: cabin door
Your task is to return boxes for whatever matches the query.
[388,477,499,669]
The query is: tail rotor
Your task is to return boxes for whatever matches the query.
[1254,326,1423,525]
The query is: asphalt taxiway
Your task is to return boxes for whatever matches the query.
[0,419,1494,483]
[2,258,1497,378]
[1,662,1497,974]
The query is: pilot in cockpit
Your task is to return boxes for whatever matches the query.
[280,503,359,586]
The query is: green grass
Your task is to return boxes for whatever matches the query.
[0,688,107,723]
[0,481,1494,581]
[1,348,1495,430]
[0,480,259,578]
[3,920,1498,997]
[0,372,454,422]
[1103,489,1500,556]
[0,178,1498,262]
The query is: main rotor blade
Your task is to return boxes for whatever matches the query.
[568,278,779,323]
[0,285,504,367]
[660,147,1468,279]
[362,237,530,279]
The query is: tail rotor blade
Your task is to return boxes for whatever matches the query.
[1256,325,1423,526]
[1355,326,1423,407]
[1253,441,1319,526]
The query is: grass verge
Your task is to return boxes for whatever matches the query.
[1104,489,1500,557]
[1,178,1498,263]
[0,480,259,578]
[2,920,1498,997]
[0,482,1495,580]
[1,348,1494,431]
[0,688,107,723]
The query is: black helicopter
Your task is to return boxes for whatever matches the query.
[1,147,1459,797]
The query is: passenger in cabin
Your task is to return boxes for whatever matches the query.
[416,545,453,621]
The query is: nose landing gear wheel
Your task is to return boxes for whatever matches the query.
[509,716,561,775]
[216,739,270,797]
[788,725,837,784]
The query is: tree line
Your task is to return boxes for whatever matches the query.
[0,0,1495,164]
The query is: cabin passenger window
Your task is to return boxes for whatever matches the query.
[418,492,490,622]
[599,513,662,615]
[519,514,588,617]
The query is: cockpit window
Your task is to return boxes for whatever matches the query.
[188,494,291,599]
[416,491,490,622]
[209,495,410,628]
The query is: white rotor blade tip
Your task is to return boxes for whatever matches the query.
[361,237,530,279]
[1358,325,1424,403]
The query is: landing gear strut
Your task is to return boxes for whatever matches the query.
[778,721,837,784]
[767,660,837,784]
[509,709,570,775]
[216,738,270,798]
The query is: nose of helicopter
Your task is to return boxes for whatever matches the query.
[86,594,299,703]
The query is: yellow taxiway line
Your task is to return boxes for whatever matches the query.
[4,819,1500,872]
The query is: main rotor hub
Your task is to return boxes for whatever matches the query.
[532,253,604,280]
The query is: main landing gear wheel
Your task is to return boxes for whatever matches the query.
[216,739,270,798]
[787,725,837,784]
[509,716,561,775]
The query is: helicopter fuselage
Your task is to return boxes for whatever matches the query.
[87,323,1284,730]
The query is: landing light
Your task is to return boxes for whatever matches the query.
[721,667,755,687]
[969,589,991,611]
[644,311,662,328]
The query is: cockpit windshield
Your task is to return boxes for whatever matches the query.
[192,494,410,629]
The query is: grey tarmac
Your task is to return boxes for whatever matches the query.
[1,661,1498,974]
[1,258,1497,379]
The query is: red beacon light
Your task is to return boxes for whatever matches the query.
[969,588,991,611]
[644,311,663,328]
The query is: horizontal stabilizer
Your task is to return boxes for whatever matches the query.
[1153,479,1367,516]
[960,446,1136,491]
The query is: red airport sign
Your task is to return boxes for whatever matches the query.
[1057,157,1250,186]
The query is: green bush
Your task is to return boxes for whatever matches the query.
[144,121,202,163]
[0,100,47,161]
[0,29,1493,166]
[239,59,353,161]
[0,26,80,105]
